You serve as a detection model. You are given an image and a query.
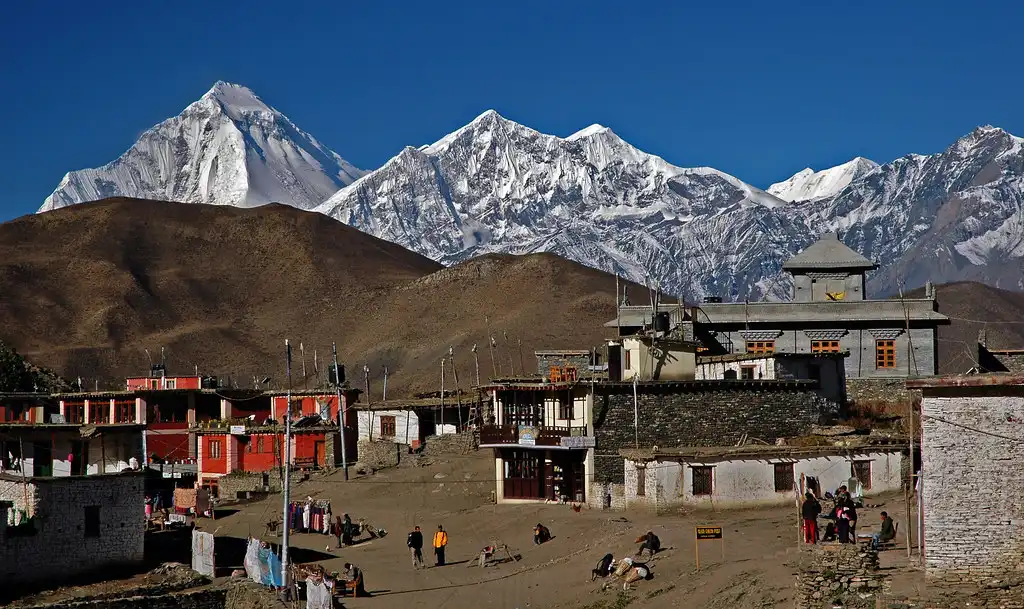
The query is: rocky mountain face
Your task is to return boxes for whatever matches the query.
[39,84,1024,300]
[39,82,364,212]
[318,115,1024,300]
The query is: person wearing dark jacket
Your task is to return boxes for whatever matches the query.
[342,514,354,546]
[843,499,858,540]
[591,553,614,581]
[872,512,895,549]
[802,493,822,544]
[636,531,661,558]
[408,525,425,568]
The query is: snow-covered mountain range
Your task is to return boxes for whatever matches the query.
[38,83,1024,299]
[39,82,364,212]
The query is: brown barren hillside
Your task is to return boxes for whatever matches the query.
[0,198,651,396]
[907,281,1024,373]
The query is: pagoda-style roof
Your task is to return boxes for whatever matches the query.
[782,233,877,271]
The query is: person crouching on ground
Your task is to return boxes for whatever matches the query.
[534,523,551,545]
[802,492,821,544]
[622,563,651,590]
[433,524,448,566]
[635,531,661,559]
[408,525,425,568]
[872,511,896,550]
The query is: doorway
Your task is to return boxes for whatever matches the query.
[314,441,325,468]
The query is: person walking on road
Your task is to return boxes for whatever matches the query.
[433,524,448,566]
[408,525,425,568]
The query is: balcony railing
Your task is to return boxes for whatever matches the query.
[479,424,589,447]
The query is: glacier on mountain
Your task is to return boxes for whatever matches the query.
[39,82,364,212]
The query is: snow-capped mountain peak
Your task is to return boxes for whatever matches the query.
[39,82,365,213]
[767,156,879,202]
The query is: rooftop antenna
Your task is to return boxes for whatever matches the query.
[615,274,622,337]
[300,342,307,390]
[144,349,153,367]
[331,342,348,480]
[489,335,499,377]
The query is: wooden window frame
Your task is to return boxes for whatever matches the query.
[691,466,714,496]
[811,340,841,354]
[875,340,896,369]
[624,349,632,371]
[635,464,646,497]
[380,415,397,438]
[773,462,795,492]
[852,460,872,490]
[209,439,222,459]
[745,341,775,356]
[740,366,756,380]
[558,396,573,420]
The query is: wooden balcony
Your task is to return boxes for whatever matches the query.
[479,424,590,447]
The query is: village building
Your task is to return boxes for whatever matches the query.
[618,441,906,510]
[694,352,848,403]
[907,374,1024,582]
[608,233,949,380]
[1,420,145,477]
[0,471,145,588]
[479,378,593,503]
[354,395,474,450]
[194,389,359,497]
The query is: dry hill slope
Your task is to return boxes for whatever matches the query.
[908,281,1024,373]
[0,199,646,396]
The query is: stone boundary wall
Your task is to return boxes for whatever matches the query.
[593,385,837,484]
[356,439,402,471]
[795,542,886,609]
[217,472,282,500]
[14,577,287,609]
[424,431,478,455]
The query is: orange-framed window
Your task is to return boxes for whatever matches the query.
[875,340,896,369]
[745,341,775,356]
[811,340,841,353]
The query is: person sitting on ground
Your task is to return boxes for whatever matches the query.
[821,521,837,542]
[872,511,896,549]
[342,562,366,596]
[534,523,551,545]
[635,531,661,558]
[591,553,615,581]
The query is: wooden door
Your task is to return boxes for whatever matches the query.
[315,441,326,468]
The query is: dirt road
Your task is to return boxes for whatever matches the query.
[208,452,846,609]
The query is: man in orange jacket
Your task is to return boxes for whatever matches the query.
[433,524,448,566]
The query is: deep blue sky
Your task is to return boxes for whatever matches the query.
[2,0,1022,220]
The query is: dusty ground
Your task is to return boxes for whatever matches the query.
[203,452,917,609]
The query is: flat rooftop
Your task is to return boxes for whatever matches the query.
[620,440,908,461]
[906,374,1024,389]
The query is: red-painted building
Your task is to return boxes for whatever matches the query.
[195,389,360,491]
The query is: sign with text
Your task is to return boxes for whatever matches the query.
[694,525,724,570]
[229,425,246,435]
[560,435,596,449]
[696,526,723,540]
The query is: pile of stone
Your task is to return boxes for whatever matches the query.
[795,542,886,609]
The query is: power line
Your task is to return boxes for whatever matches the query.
[921,413,1020,442]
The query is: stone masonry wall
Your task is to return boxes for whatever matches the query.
[922,393,1024,582]
[356,439,402,471]
[592,385,837,484]
[217,472,282,500]
[0,473,145,585]
[535,353,591,377]
[846,378,919,406]
[795,542,886,609]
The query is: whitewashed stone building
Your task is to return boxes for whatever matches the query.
[908,374,1024,582]
[618,443,905,510]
